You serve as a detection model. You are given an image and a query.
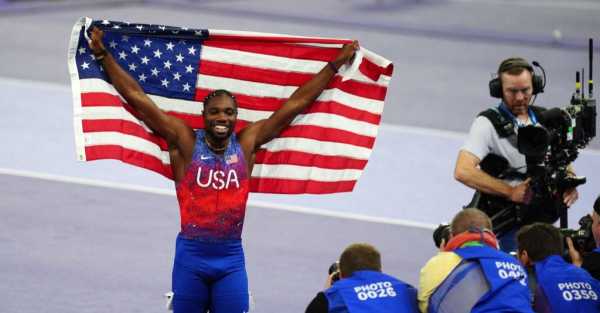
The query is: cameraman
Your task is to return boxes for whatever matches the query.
[454,57,578,252]
[567,195,600,280]
[516,223,600,312]
[419,208,533,313]
[305,243,419,313]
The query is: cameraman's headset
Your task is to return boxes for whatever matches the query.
[489,57,545,99]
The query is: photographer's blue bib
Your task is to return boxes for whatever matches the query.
[324,270,418,313]
[429,246,533,313]
[534,255,600,312]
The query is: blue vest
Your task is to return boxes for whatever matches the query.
[534,255,600,313]
[429,245,533,313]
[324,270,418,313]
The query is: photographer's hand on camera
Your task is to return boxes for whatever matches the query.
[509,178,532,204]
[566,236,584,267]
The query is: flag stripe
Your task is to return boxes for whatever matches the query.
[80,79,383,121]
[80,105,378,140]
[195,89,382,124]
[251,164,363,181]
[83,117,375,150]
[83,130,372,161]
[82,119,168,149]
[203,39,340,62]
[198,60,388,100]
[255,150,367,169]
[250,177,356,194]
[85,145,172,178]
[207,32,353,45]
[196,75,384,114]
[201,45,390,86]
[262,137,372,159]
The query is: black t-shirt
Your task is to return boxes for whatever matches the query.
[305,292,328,313]
[582,251,600,281]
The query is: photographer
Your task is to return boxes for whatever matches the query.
[419,208,533,313]
[305,243,418,313]
[516,223,600,312]
[454,57,579,252]
[567,195,600,280]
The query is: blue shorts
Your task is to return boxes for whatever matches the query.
[172,235,249,313]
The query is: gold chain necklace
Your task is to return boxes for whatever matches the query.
[204,136,227,153]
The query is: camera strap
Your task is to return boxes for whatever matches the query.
[478,104,545,138]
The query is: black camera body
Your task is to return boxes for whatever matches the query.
[560,214,596,257]
[472,99,596,236]
[477,99,596,235]
[328,261,340,283]
[519,96,596,193]
[433,224,451,249]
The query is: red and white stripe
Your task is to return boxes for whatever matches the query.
[69,18,393,194]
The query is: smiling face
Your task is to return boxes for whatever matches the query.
[202,94,238,142]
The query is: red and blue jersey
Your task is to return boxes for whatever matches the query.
[175,130,249,241]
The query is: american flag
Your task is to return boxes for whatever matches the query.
[68,17,393,194]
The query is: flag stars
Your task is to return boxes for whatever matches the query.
[151,67,160,76]
[187,46,197,55]
[140,56,150,65]
[175,53,184,62]
[101,20,110,25]
[182,83,191,92]
[90,54,96,61]
[158,25,166,31]
[166,42,175,50]
[118,51,128,60]
[128,63,137,71]
[173,72,181,81]
[143,39,152,47]
[121,35,129,42]
[153,49,163,58]
[185,64,194,73]
[161,79,170,87]
[109,40,118,49]
[131,45,140,54]
[138,73,147,82]
[112,24,121,29]
[78,47,86,55]
[163,60,172,70]
[81,62,90,70]
[135,25,143,31]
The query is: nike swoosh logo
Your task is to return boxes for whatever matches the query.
[200,155,211,160]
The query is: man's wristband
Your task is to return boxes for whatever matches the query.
[327,61,338,73]
[93,49,107,61]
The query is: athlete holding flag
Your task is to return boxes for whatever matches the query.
[89,27,357,313]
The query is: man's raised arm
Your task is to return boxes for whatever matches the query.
[241,41,359,150]
[89,27,191,147]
